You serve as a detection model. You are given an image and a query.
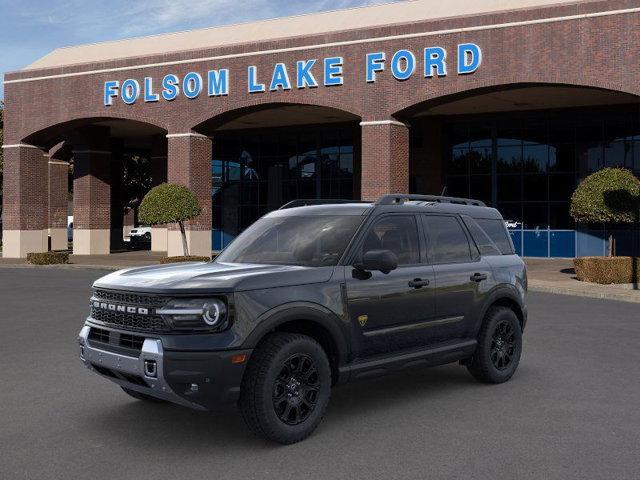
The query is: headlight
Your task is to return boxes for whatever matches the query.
[157,298,228,331]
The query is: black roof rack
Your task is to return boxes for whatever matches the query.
[375,194,486,207]
[279,199,369,210]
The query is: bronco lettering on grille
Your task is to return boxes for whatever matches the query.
[92,300,149,315]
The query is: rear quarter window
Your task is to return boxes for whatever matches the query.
[475,218,515,255]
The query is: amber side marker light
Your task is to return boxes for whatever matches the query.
[231,354,247,364]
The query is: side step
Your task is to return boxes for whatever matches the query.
[339,339,477,382]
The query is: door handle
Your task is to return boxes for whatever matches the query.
[470,272,488,282]
[408,278,430,288]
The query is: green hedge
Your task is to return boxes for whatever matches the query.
[159,255,210,264]
[574,256,640,284]
[27,251,70,265]
[570,168,640,224]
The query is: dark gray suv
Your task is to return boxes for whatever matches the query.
[78,194,527,444]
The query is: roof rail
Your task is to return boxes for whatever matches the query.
[375,194,486,207]
[279,199,368,210]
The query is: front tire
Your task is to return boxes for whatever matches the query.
[467,306,522,384]
[239,333,331,444]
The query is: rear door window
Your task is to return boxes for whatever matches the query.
[422,215,473,264]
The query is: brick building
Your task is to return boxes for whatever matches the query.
[3,0,640,258]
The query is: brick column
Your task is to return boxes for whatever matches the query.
[2,144,49,258]
[150,134,168,252]
[360,120,410,201]
[48,159,69,251]
[166,133,212,257]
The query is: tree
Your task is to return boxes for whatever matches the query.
[138,183,202,256]
[570,167,640,256]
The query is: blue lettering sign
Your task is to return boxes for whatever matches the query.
[183,72,203,99]
[296,60,318,89]
[161,74,179,101]
[248,66,265,93]
[424,47,447,77]
[270,63,292,91]
[458,43,482,74]
[366,52,385,83]
[208,69,229,96]
[324,57,343,86]
[101,45,483,105]
[144,77,159,102]
[121,79,140,104]
[104,80,119,106]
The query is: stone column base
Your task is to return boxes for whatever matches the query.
[2,230,48,258]
[73,229,110,255]
[167,230,211,257]
[49,228,68,251]
[151,227,168,252]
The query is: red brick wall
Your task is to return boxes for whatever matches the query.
[166,135,212,231]
[2,146,48,230]
[361,123,410,200]
[48,161,68,229]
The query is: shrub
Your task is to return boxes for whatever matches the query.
[570,168,640,256]
[159,255,210,264]
[573,256,640,284]
[139,183,202,256]
[27,251,69,265]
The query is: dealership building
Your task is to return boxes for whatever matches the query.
[3,0,640,258]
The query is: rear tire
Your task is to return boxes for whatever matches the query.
[121,387,165,402]
[239,333,331,444]
[467,306,522,384]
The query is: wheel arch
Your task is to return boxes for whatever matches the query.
[242,303,350,385]
[480,287,526,332]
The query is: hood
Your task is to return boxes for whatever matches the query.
[93,261,335,294]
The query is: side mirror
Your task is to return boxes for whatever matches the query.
[359,249,398,274]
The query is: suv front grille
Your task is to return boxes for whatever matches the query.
[92,289,166,308]
[90,307,168,332]
[90,289,169,333]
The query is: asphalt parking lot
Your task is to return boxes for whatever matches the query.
[1,268,639,480]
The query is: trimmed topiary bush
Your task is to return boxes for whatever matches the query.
[27,251,69,265]
[159,255,210,264]
[574,256,640,284]
[570,168,640,256]
[139,183,202,257]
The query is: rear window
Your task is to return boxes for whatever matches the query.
[475,218,515,255]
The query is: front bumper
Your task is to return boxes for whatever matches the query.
[78,325,251,411]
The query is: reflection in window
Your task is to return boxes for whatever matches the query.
[212,124,357,249]
[444,106,640,231]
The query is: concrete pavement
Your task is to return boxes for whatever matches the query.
[0,268,639,480]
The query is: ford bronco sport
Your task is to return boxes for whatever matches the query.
[78,194,527,444]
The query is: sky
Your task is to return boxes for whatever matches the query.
[0,0,400,100]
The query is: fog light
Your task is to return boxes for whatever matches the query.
[79,346,85,361]
[144,360,157,378]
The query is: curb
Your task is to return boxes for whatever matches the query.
[0,264,122,271]
[528,282,640,304]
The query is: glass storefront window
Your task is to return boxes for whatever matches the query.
[212,123,358,249]
[444,105,640,235]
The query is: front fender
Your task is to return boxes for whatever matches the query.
[241,302,350,366]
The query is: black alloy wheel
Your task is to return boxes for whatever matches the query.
[466,306,522,384]
[272,353,320,425]
[239,332,331,444]
[490,320,516,370]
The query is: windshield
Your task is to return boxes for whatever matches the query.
[216,215,364,267]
